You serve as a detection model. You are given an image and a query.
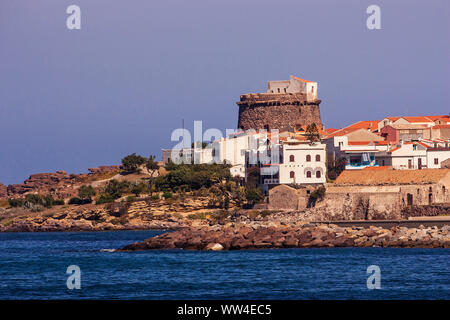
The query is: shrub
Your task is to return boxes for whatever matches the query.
[126,196,136,202]
[130,181,148,197]
[104,179,129,199]
[310,186,326,201]
[53,199,65,205]
[78,185,96,201]
[162,191,172,199]
[96,194,116,204]
[308,186,326,207]
[151,194,160,200]
[8,198,24,207]
[68,197,83,205]
[246,188,263,205]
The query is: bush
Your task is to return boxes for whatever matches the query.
[96,194,116,204]
[154,163,231,191]
[308,186,326,207]
[53,199,65,205]
[104,179,129,199]
[130,181,148,197]
[126,196,136,202]
[8,194,55,209]
[246,188,263,205]
[78,185,96,201]
[151,194,160,200]
[162,191,173,199]
[68,197,84,205]
[8,198,24,207]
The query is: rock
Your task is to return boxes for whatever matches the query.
[0,182,7,199]
[205,243,224,251]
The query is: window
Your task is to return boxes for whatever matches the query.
[289,155,295,162]
[434,158,439,165]
[306,155,311,162]
[316,171,321,178]
[284,88,287,93]
[277,88,280,93]
[290,171,295,179]
[315,154,320,162]
[311,86,314,93]
[306,171,311,178]
[407,193,413,206]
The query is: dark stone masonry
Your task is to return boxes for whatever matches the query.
[237,93,322,131]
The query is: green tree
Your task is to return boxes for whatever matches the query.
[130,181,147,197]
[78,185,96,201]
[146,155,159,177]
[121,153,146,173]
[104,179,129,199]
[305,123,320,144]
[246,188,263,205]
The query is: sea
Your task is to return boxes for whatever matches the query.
[0,230,448,299]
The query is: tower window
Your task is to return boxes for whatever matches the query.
[290,171,295,178]
[316,171,321,178]
[306,171,312,178]
[306,155,311,162]
[289,155,295,162]
[316,154,320,162]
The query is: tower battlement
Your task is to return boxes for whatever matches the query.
[236,76,322,131]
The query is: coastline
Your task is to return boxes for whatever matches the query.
[119,221,450,251]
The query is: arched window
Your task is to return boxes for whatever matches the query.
[289,155,295,162]
[306,155,311,162]
[306,171,311,178]
[316,171,321,178]
[290,171,295,179]
[315,154,320,162]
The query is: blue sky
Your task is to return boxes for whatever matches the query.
[0,0,449,184]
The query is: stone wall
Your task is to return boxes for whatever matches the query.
[237,93,321,131]
[268,185,316,211]
[442,158,450,168]
[268,182,449,220]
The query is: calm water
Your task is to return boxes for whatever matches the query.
[0,231,448,299]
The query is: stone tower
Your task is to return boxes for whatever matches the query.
[237,75,322,131]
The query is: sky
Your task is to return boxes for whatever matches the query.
[0,0,449,185]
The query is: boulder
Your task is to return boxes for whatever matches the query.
[205,243,224,251]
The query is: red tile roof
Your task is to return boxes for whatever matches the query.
[324,120,380,139]
[325,128,338,134]
[291,75,314,83]
[432,124,450,129]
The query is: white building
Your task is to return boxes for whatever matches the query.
[267,75,318,101]
[258,138,327,187]
[377,139,450,170]
[324,134,390,169]
[162,131,270,178]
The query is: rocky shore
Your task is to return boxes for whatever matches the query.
[120,222,450,251]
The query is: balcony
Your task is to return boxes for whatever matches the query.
[345,160,379,170]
